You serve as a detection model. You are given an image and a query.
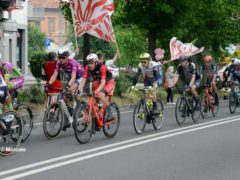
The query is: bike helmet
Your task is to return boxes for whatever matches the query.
[58,49,70,57]
[86,53,98,63]
[203,55,212,63]
[139,53,151,60]
[232,58,239,64]
[179,55,189,61]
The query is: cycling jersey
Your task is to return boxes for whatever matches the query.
[83,63,114,95]
[229,64,240,81]
[133,61,162,86]
[177,63,195,85]
[83,63,112,81]
[200,63,217,85]
[55,58,84,79]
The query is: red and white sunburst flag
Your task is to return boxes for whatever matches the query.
[70,0,116,43]
[170,37,204,60]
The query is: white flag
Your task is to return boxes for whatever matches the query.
[170,37,204,60]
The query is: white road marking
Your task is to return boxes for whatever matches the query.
[1,115,240,179]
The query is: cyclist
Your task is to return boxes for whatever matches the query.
[200,55,219,107]
[0,62,24,92]
[227,58,240,84]
[48,49,84,93]
[131,53,163,114]
[48,49,84,130]
[0,72,9,113]
[78,53,115,121]
[224,58,238,84]
[0,61,24,110]
[173,55,200,103]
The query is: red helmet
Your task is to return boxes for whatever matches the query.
[203,55,212,63]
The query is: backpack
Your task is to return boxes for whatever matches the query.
[191,62,201,80]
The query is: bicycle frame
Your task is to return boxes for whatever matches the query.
[182,90,194,112]
[203,86,214,109]
[133,87,154,116]
[87,96,104,128]
[54,89,76,124]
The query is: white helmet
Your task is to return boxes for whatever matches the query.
[232,58,240,64]
[86,53,98,62]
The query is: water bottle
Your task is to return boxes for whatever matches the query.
[97,101,103,109]
[98,107,104,120]
[146,100,153,109]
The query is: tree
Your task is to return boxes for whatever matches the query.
[28,25,46,60]
[116,0,240,61]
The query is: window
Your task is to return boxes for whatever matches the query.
[65,21,68,34]
[48,17,55,33]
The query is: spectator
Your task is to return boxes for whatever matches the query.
[165,66,175,104]
[97,50,119,67]
[42,51,62,108]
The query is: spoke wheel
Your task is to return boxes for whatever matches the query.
[229,91,237,114]
[73,103,92,144]
[191,96,201,123]
[151,99,164,130]
[200,94,208,118]
[103,102,120,138]
[0,111,23,156]
[175,97,187,126]
[43,102,63,140]
[133,99,146,134]
[15,104,33,143]
[212,93,219,117]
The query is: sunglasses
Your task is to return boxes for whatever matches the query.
[58,56,66,60]
[141,60,148,64]
[88,61,95,65]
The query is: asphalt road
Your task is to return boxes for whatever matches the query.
[1,100,240,180]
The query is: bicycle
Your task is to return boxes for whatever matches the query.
[175,87,201,126]
[11,90,33,143]
[0,110,23,156]
[43,87,75,140]
[229,80,240,114]
[72,83,120,144]
[132,86,164,134]
[200,85,219,118]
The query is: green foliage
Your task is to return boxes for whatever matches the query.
[29,80,45,103]
[115,25,147,67]
[18,82,45,104]
[29,51,47,79]
[28,25,46,60]
[59,1,72,24]
[114,71,132,96]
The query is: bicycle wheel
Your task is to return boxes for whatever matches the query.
[191,96,201,123]
[73,103,92,144]
[0,111,23,156]
[151,99,164,130]
[43,102,63,140]
[229,90,237,114]
[15,104,33,143]
[175,97,187,126]
[133,99,147,134]
[212,93,219,117]
[200,94,208,119]
[103,102,120,138]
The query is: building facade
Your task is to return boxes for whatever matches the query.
[0,0,28,74]
[28,0,68,47]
